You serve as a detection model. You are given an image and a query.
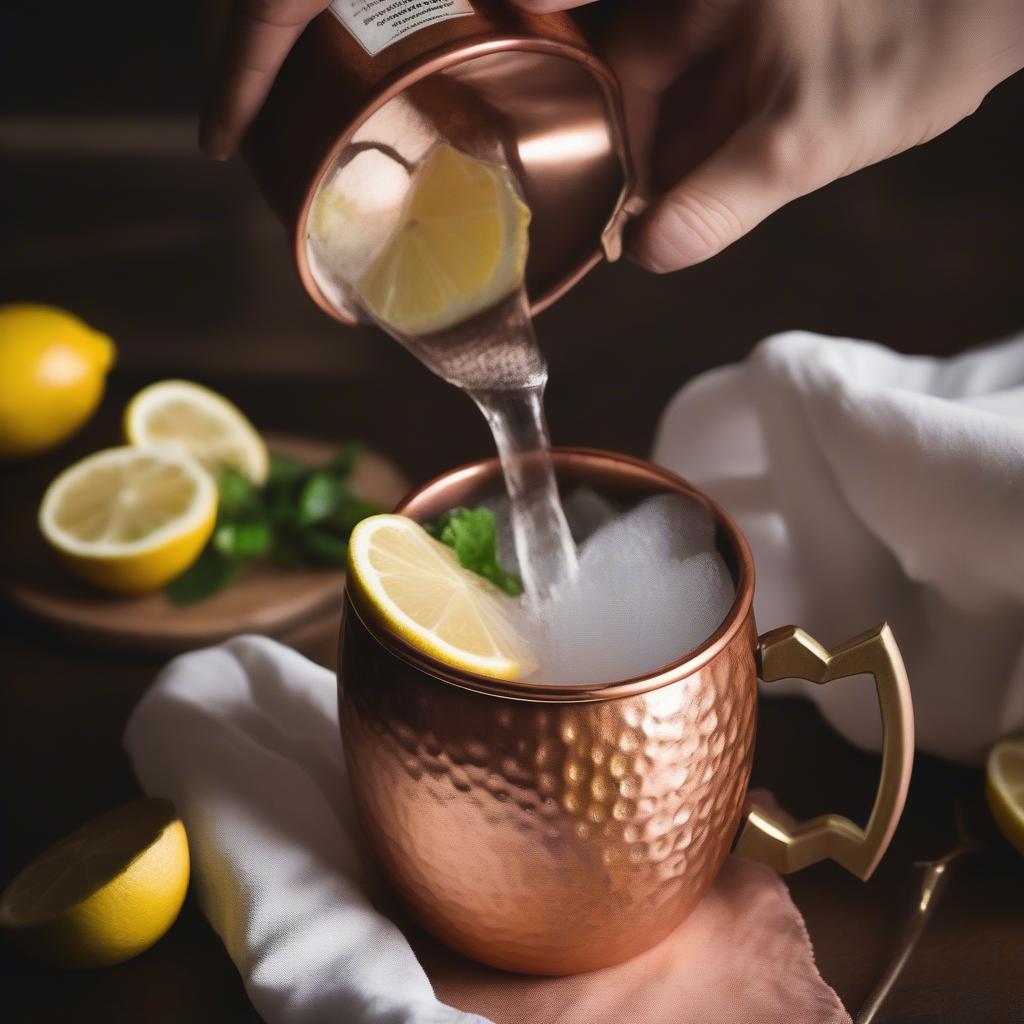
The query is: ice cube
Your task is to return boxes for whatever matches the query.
[562,488,619,545]
[522,494,734,685]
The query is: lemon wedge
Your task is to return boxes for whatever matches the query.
[347,514,535,680]
[0,303,115,458]
[987,736,1024,856]
[124,379,269,485]
[39,446,217,594]
[356,143,531,337]
[0,798,189,968]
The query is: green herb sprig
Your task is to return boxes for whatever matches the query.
[424,506,522,597]
[166,442,382,605]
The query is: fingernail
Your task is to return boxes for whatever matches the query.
[626,248,675,275]
[624,224,676,275]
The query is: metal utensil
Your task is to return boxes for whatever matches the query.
[856,802,981,1024]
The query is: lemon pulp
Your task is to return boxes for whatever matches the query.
[356,144,531,337]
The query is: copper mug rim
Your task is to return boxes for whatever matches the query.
[293,35,634,325]
[346,447,755,704]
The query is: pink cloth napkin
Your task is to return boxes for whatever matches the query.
[413,808,849,1024]
[421,855,849,1024]
[126,636,850,1024]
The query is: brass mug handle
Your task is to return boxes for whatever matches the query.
[735,623,914,880]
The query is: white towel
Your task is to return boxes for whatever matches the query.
[654,330,1024,764]
[124,635,489,1024]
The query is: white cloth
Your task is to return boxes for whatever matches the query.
[654,330,1024,764]
[125,635,489,1024]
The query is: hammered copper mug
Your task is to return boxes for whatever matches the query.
[338,449,915,975]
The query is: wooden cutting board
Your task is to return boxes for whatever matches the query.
[4,436,409,654]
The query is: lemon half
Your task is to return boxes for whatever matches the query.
[124,379,269,485]
[347,514,535,680]
[39,446,217,594]
[0,303,114,458]
[356,144,531,337]
[987,737,1024,856]
[0,798,189,968]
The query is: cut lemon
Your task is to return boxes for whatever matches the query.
[0,798,189,969]
[356,143,531,337]
[347,514,535,680]
[124,379,269,485]
[39,446,217,594]
[987,737,1024,856]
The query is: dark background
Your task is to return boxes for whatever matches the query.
[2,2,1023,1021]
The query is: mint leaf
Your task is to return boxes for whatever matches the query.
[218,469,260,519]
[166,548,244,605]
[267,452,306,487]
[164,442,382,603]
[425,506,522,597]
[213,521,271,558]
[297,526,348,566]
[298,472,350,525]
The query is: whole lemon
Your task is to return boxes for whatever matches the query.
[0,304,115,458]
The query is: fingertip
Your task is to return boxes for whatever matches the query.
[625,209,711,275]
[626,118,811,275]
[622,230,672,273]
[624,249,675,275]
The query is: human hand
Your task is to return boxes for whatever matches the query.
[517,0,1024,272]
[200,0,332,160]
[201,0,1024,275]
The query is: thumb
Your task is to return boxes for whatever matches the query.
[628,119,815,273]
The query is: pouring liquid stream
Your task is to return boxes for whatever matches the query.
[472,379,577,604]
[308,140,578,603]
[386,288,578,604]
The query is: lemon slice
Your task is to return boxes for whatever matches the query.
[987,737,1024,856]
[39,446,217,594]
[0,798,189,968]
[348,514,536,680]
[124,379,269,485]
[356,143,531,337]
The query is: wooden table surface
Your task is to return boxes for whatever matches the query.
[2,42,1024,1024]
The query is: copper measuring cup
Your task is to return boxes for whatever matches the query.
[338,449,915,975]
[243,1,634,324]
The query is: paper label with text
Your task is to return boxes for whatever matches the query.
[330,0,474,57]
